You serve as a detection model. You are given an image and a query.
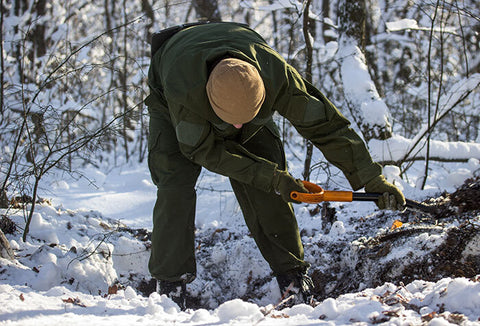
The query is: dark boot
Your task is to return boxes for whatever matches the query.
[276,270,314,308]
[157,280,187,310]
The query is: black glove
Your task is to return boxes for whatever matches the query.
[272,170,308,203]
[365,175,406,210]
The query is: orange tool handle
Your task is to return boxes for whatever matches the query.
[291,181,435,216]
[290,180,353,204]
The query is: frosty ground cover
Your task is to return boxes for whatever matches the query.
[1,156,480,325]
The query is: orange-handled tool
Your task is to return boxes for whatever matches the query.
[291,180,434,214]
[290,180,354,204]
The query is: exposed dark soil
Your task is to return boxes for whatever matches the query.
[450,177,480,212]
[0,215,16,235]
[310,176,480,301]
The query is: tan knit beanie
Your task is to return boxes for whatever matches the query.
[206,58,265,125]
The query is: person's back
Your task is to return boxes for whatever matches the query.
[147,22,287,125]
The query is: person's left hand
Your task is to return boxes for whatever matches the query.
[364,175,406,211]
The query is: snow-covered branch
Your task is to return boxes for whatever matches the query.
[337,36,392,141]
[369,135,480,165]
[369,74,480,165]
[386,18,459,36]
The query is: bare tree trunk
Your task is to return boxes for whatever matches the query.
[165,0,170,21]
[269,0,279,50]
[340,0,366,50]
[31,0,47,59]
[302,0,314,181]
[0,189,8,208]
[139,0,154,163]
[142,0,154,43]
[192,0,221,22]
[364,0,384,98]
[0,1,4,116]
[121,0,130,162]
[337,0,392,141]
[421,0,443,190]
[103,0,114,129]
[13,0,28,85]
[322,0,335,43]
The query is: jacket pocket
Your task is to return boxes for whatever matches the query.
[148,127,162,152]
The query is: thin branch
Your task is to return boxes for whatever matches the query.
[302,0,314,181]
[381,156,475,166]
[421,0,440,190]
[31,14,147,104]
[400,80,479,165]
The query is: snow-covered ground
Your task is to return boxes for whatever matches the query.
[1,153,479,325]
[1,277,479,325]
[2,0,479,323]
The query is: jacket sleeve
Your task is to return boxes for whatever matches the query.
[171,109,278,193]
[276,66,381,190]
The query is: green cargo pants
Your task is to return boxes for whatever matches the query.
[147,108,309,282]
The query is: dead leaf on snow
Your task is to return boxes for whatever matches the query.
[62,297,87,307]
[421,311,437,322]
[108,284,118,295]
[390,220,403,230]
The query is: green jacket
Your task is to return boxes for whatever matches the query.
[145,23,381,192]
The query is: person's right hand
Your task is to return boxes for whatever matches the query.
[364,175,406,210]
[272,170,309,203]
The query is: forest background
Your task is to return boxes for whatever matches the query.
[1,0,479,244]
[1,1,480,323]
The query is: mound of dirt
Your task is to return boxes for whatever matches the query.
[450,177,480,212]
[309,177,480,301]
